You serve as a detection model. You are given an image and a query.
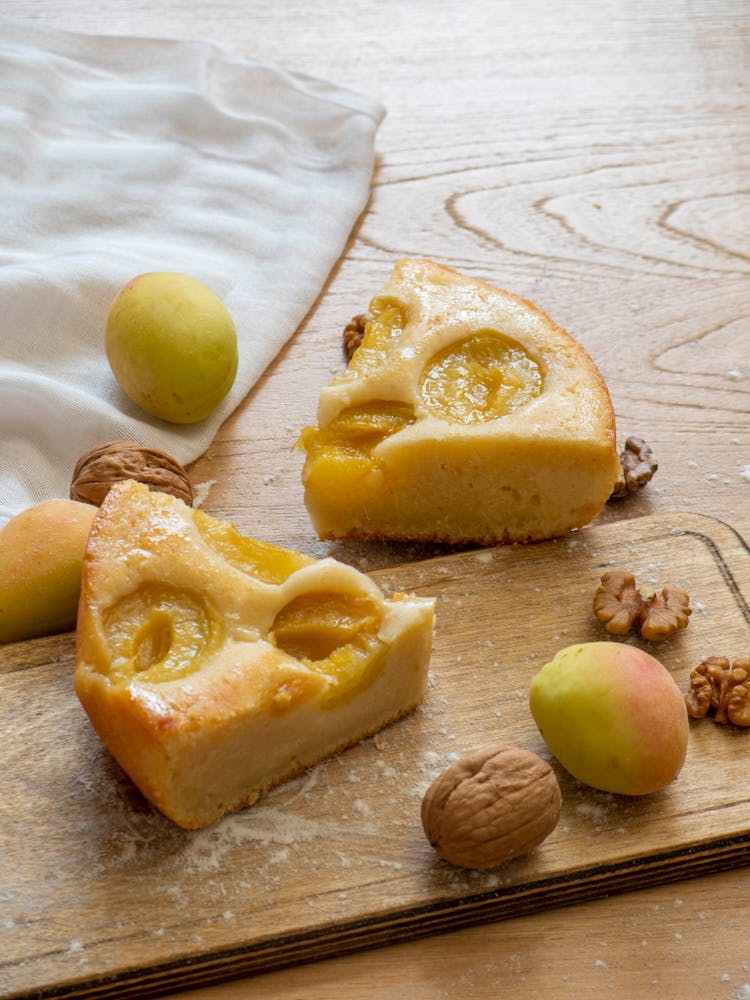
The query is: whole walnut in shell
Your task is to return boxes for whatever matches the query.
[421,744,562,870]
[70,440,193,507]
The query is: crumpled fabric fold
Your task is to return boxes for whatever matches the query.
[0,19,385,524]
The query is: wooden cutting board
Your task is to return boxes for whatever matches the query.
[2,512,749,1000]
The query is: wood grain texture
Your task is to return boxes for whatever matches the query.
[2,1,749,997]
[2,513,750,999]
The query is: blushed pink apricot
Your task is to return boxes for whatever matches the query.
[529,641,688,795]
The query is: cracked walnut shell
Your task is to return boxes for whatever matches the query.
[421,744,562,870]
[70,440,194,507]
[685,656,750,727]
[594,570,691,641]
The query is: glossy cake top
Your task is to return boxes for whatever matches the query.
[76,480,428,712]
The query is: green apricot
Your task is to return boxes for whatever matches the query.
[106,272,238,424]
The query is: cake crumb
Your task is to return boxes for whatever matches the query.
[192,480,216,508]
[474,551,495,564]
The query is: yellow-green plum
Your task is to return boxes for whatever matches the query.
[0,500,96,643]
[105,272,238,424]
[529,641,688,796]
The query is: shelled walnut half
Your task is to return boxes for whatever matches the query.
[609,436,658,500]
[71,440,194,507]
[685,656,750,727]
[593,570,691,641]
[342,313,368,361]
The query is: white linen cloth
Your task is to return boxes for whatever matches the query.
[0,19,385,525]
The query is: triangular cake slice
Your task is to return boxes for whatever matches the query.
[74,480,434,829]
[298,259,619,545]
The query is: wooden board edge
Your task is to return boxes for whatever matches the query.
[11,831,750,1000]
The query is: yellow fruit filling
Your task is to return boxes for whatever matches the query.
[193,508,313,584]
[419,331,543,423]
[270,591,386,708]
[299,401,415,502]
[99,570,388,707]
[102,584,223,684]
[338,296,408,379]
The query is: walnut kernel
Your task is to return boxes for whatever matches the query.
[593,570,691,641]
[685,656,750,726]
[342,313,368,361]
[609,436,658,500]
[592,570,642,636]
[639,584,692,641]
[71,440,194,507]
[421,744,562,870]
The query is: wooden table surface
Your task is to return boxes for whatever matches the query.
[8,1,750,997]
